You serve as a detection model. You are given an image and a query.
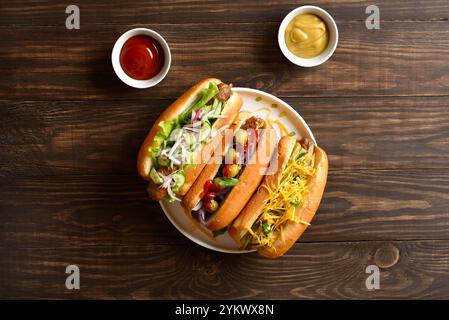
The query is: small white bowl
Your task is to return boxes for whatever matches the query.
[111,28,171,89]
[278,5,338,67]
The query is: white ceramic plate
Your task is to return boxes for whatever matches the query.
[159,87,316,253]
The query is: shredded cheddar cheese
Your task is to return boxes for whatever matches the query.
[245,142,315,248]
[252,107,292,138]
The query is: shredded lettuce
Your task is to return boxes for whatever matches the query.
[147,82,221,183]
[177,82,219,125]
[158,120,174,138]
[149,134,165,163]
[195,82,219,109]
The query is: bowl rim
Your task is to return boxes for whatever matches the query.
[278,5,339,67]
[111,27,171,89]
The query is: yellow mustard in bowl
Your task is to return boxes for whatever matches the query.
[285,13,329,58]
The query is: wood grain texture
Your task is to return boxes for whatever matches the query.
[1,240,449,299]
[1,169,449,248]
[1,21,449,100]
[1,0,449,299]
[0,0,448,26]
[1,96,449,177]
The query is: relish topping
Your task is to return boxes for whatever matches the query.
[193,116,265,222]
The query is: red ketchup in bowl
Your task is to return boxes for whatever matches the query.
[119,35,164,80]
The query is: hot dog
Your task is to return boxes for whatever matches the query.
[229,135,328,258]
[137,78,243,201]
[181,112,277,232]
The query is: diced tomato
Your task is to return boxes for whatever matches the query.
[204,192,216,202]
[204,198,219,212]
[223,164,232,177]
[200,179,221,198]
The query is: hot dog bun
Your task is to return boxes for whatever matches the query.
[205,121,277,231]
[181,112,252,213]
[230,136,328,258]
[137,78,243,200]
[229,135,296,241]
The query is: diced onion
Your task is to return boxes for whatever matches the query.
[167,154,181,165]
[166,183,181,202]
[168,137,182,157]
[158,172,172,189]
[193,109,203,123]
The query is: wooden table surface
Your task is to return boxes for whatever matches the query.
[1,0,449,299]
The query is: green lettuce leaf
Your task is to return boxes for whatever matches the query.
[158,120,174,138]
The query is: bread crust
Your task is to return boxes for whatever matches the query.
[229,137,328,258]
[259,146,328,258]
[229,136,296,241]
[137,78,243,200]
[205,121,277,231]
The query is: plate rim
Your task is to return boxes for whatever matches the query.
[233,87,317,145]
[159,200,252,254]
[159,87,316,254]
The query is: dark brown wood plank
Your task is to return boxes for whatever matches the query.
[1,96,448,177]
[1,169,449,248]
[1,0,448,300]
[1,240,449,299]
[1,21,449,100]
[0,174,187,247]
[0,0,448,26]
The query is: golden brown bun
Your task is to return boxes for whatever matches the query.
[146,181,167,200]
[229,137,328,258]
[175,92,242,197]
[229,135,296,241]
[259,146,328,258]
[181,112,251,212]
[137,78,243,200]
[137,78,220,181]
[206,121,277,231]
